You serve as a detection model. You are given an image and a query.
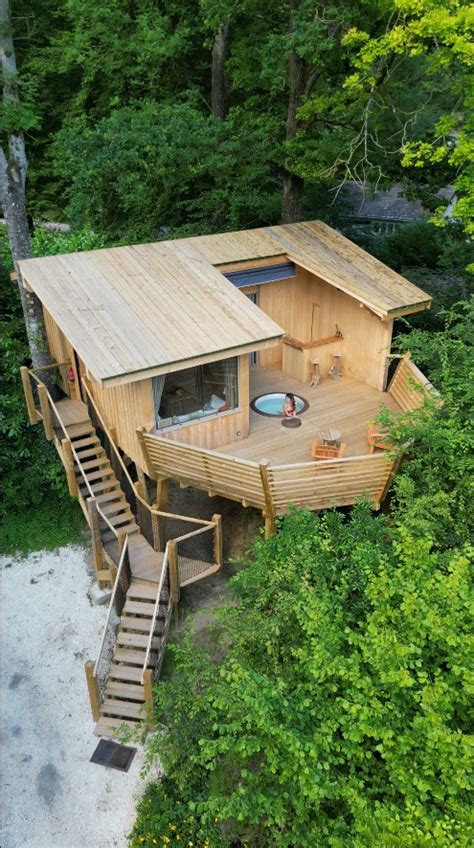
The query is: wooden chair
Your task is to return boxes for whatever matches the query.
[367,422,392,454]
[311,439,346,461]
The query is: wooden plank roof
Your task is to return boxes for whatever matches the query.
[20,219,431,385]
[184,220,432,319]
[19,241,283,385]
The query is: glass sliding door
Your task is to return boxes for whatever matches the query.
[154,357,239,430]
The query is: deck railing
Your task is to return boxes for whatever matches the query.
[138,432,396,533]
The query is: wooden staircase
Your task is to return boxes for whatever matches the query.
[49,397,221,739]
[94,577,169,738]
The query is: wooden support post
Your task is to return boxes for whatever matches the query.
[20,366,40,424]
[151,477,169,551]
[38,383,53,440]
[136,466,150,502]
[87,497,104,582]
[212,514,223,569]
[168,540,180,626]
[143,668,154,729]
[136,427,158,480]
[62,438,78,497]
[259,459,276,540]
[84,660,101,722]
[135,480,148,538]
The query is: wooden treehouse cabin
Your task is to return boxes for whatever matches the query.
[19,220,434,738]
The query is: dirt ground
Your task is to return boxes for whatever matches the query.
[1,490,260,848]
[0,545,156,848]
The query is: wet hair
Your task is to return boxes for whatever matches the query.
[286,392,296,406]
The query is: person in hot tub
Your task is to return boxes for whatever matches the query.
[283,392,297,417]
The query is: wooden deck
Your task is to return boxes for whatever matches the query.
[218,366,400,464]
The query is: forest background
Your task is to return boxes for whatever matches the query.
[1,1,473,846]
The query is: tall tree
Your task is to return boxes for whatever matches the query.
[0,0,50,368]
[211,20,229,120]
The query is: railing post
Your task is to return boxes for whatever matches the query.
[87,497,105,583]
[38,383,53,440]
[143,668,154,729]
[20,366,40,424]
[85,660,101,721]
[259,459,276,539]
[212,514,223,569]
[168,540,180,625]
[62,438,78,497]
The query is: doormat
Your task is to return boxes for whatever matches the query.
[281,417,302,428]
[90,739,136,772]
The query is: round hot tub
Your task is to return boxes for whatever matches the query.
[250,392,309,417]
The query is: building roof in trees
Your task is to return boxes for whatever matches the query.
[19,220,431,385]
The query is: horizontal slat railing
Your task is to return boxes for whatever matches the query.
[387,353,435,412]
[140,432,267,509]
[269,453,395,512]
[140,432,396,515]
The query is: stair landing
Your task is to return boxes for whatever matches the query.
[55,398,90,428]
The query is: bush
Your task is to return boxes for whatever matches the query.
[130,778,229,848]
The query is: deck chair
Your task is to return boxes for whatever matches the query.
[367,422,392,453]
[311,439,346,461]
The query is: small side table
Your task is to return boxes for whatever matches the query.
[316,427,341,446]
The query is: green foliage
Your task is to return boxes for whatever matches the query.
[129,778,228,848]
[52,101,280,240]
[345,0,474,234]
[136,305,473,847]
[0,225,103,547]
[0,497,85,556]
[11,0,471,236]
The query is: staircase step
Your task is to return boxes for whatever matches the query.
[75,445,106,460]
[94,716,142,738]
[105,681,145,702]
[100,499,129,517]
[81,456,110,471]
[109,663,144,683]
[109,522,140,536]
[120,615,165,634]
[67,423,95,438]
[101,699,146,720]
[114,647,157,666]
[95,491,124,504]
[128,583,161,601]
[81,480,121,496]
[117,631,161,650]
[81,467,115,483]
[107,511,135,527]
[71,435,101,450]
[123,599,157,617]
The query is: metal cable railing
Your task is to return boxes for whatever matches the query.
[93,536,130,696]
[140,546,169,684]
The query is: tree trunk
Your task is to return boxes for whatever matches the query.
[0,0,51,369]
[211,21,229,120]
[281,3,304,224]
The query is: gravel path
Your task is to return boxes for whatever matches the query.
[1,545,156,848]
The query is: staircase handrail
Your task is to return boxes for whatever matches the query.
[28,359,71,373]
[80,376,213,528]
[28,370,119,538]
[140,545,169,684]
[93,535,129,678]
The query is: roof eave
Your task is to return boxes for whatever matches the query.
[97,335,283,388]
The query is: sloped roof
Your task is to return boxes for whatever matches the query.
[20,219,431,385]
[339,181,455,223]
[19,240,283,385]
[185,220,432,318]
